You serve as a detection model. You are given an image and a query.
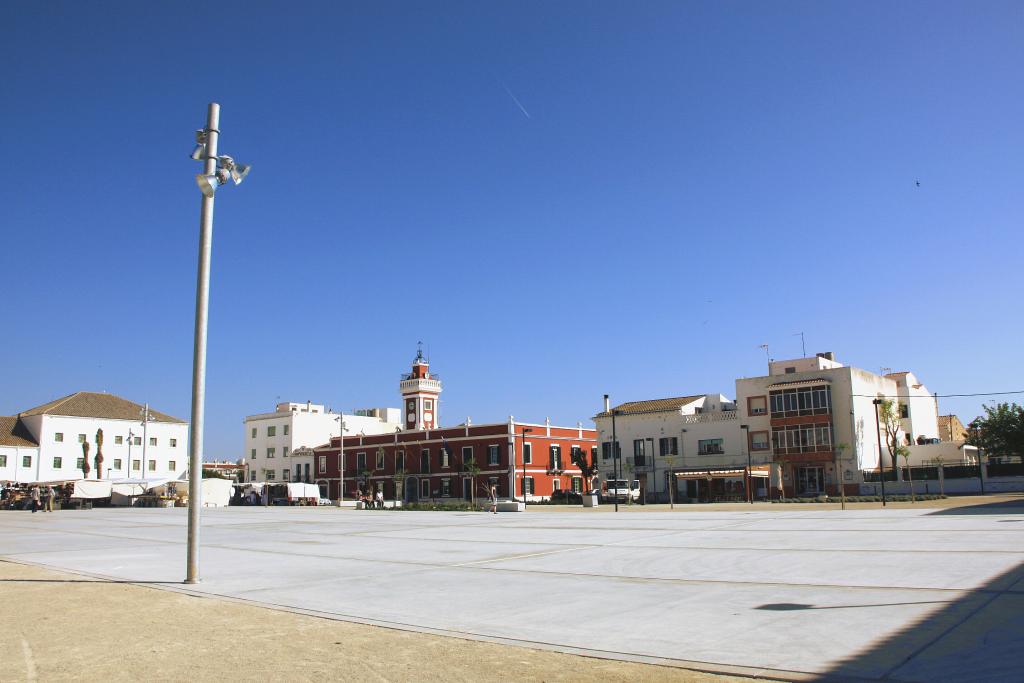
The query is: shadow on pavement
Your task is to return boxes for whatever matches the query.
[927,498,1024,516]
[0,578,183,584]
[817,560,1024,681]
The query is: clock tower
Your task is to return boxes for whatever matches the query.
[399,345,442,431]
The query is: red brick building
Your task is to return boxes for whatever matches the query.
[313,353,597,502]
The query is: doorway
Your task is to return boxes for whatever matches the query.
[797,466,824,495]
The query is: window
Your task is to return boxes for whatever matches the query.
[420,449,430,473]
[376,450,385,470]
[54,432,64,442]
[441,478,451,497]
[750,431,770,451]
[632,440,646,466]
[282,469,290,481]
[148,460,156,471]
[23,456,32,468]
[114,435,123,445]
[78,434,86,443]
[771,424,833,455]
[168,461,176,471]
[267,448,276,458]
[571,477,582,493]
[283,447,289,458]
[113,458,122,470]
[899,403,909,419]
[53,457,62,468]
[169,438,177,447]
[421,479,430,498]
[424,399,433,410]
[748,396,767,416]
[77,457,85,469]
[523,442,532,464]
[549,445,562,470]
[319,456,326,473]
[251,427,257,438]
[283,424,290,436]
[522,477,534,495]
[251,448,256,458]
[296,464,302,481]
[132,460,141,471]
[133,436,141,446]
[396,450,405,471]
[698,438,724,455]
[461,446,474,467]
[441,447,450,468]
[267,426,276,437]
[149,437,157,447]
[488,445,500,466]
[552,479,561,492]
[658,437,678,457]
[601,442,612,460]
[770,386,831,417]
[266,470,276,481]
[250,472,257,481]
[357,452,367,471]
[0,455,6,467]
[785,367,797,374]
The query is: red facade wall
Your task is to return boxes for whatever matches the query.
[314,423,597,502]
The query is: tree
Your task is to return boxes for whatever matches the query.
[878,399,909,481]
[900,450,915,502]
[570,447,598,494]
[967,403,1024,460]
[464,461,482,507]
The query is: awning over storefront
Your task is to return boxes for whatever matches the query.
[749,464,771,478]
[674,468,746,480]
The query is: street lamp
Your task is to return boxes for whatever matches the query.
[972,422,986,496]
[126,429,135,478]
[834,443,847,511]
[605,394,620,513]
[872,399,888,507]
[341,420,349,499]
[741,424,751,503]
[185,103,250,585]
[519,427,533,506]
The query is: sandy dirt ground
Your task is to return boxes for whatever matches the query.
[0,561,755,683]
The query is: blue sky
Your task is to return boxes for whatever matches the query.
[2,1,1021,459]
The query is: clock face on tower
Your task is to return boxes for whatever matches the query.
[407,413,416,423]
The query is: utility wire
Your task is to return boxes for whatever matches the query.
[849,391,1024,399]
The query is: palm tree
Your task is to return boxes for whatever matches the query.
[901,451,915,502]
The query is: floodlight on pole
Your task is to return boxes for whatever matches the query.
[185,103,250,585]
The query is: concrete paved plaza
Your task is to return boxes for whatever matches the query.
[2,503,1022,681]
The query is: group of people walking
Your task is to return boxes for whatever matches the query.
[28,484,57,512]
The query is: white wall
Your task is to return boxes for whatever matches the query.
[6,414,188,482]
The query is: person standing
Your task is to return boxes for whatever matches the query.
[42,485,53,512]
[489,485,498,514]
[30,485,40,513]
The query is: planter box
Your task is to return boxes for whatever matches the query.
[582,493,599,508]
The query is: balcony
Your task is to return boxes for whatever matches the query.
[681,411,738,425]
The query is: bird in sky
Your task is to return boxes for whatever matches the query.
[915,180,921,187]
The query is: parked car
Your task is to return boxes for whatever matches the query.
[601,479,640,503]
[318,498,332,506]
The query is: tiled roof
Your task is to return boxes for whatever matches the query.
[595,395,705,418]
[0,416,39,447]
[19,392,186,424]
[767,377,832,388]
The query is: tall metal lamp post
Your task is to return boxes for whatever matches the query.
[185,103,250,585]
[741,424,751,503]
[605,395,620,513]
[872,399,888,507]
[972,423,986,496]
[334,416,346,502]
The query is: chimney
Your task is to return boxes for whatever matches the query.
[603,395,610,412]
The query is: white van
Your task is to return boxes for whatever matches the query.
[602,479,640,503]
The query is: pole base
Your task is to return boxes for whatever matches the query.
[183,578,200,585]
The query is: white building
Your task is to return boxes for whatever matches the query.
[593,393,744,502]
[735,352,940,497]
[243,401,401,482]
[0,392,189,483]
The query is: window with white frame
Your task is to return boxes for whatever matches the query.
[78,434,86,443]
[571,476,582,493]
[356,452,366,471]
[420,479,430,498]
[54,433,64,442]
[488,445,499,466]
[53,457,62,468]
[149,437,157,447]
[113,458,122,470]
[283,447,289,458]
[168,460,176,471]
[376,450,385,470]
[169,438,177,447]
[0,455,6,467]
[283,424,290,435]
[267,448,276,458]
[462,446,474,467]
[549,445,562,470]
[552,479,561,492]
[148,460,156,471]
[114,435,123,445]
[266,470,276,480]
[522,477,534,495]
[421,449,430,472]
[267,426,276,437]
[132,459,140,471]
[396,450,405,471]
[77,457,84,469]
[23,455,32,467]
[658,437,678,456]
[750,431,770,451]
[441,447,450,468]
[251,448,256,459]
[748,396,767,416]
[570,445,582,467]
[441,478,451,496]
[282,469,290,480]
[251,427,257,438]
[523,442,532,464]
[319,456,326,473]
[133,436,141,446]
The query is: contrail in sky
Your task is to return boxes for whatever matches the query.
[502,83,531,119]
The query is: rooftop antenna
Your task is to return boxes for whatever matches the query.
[880,367,892,376]
[759,344,771,363]
[793,332,806,357]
